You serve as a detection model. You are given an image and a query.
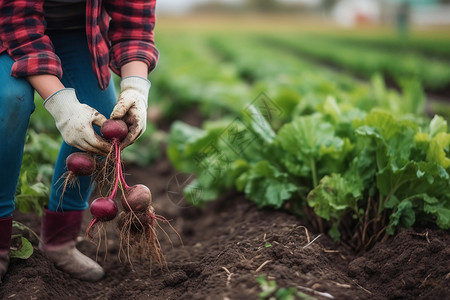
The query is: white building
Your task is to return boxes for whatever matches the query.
[332,0,450,27]
[332,0,381,27]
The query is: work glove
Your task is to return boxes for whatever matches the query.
[44,88,111,155]
[110,76,150,149]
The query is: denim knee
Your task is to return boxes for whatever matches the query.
[0,54,35,123]
[0,80,35,125]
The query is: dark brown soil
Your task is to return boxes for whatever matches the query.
[1,152,449,300]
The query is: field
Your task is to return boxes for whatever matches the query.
[2,15,450,299]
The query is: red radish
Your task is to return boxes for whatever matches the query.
[97,119,128,196]
[58,152,97,203]
[66,152,96,176]
[121,184,152,212]
[86,197,118,238]
[101,119,128,142]
[90,197,118,221]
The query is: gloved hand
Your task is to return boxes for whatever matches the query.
[110,76,150,149]
[44,88,111,155]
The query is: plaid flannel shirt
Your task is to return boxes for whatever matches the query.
[0,0,159,90]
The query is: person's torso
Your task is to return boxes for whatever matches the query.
[44,0,86,31]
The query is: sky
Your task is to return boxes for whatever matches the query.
[156,0,321,14]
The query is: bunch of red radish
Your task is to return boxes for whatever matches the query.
[63,119,167,266]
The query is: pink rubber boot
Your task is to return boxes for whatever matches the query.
[0,216,12,283]
[39,209,104,281]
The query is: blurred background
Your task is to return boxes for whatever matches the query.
[148,0,450,118]
[156,0,450,29]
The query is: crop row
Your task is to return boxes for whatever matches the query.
[152,32,425,123]
[211,34,427,118]
[300,33,450,60]
[259,34,450,92]
[150,33,253,117]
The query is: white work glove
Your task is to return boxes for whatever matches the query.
[110,76,150,149]
[44,88,111,155]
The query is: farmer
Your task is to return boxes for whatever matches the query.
[0,0,158,282]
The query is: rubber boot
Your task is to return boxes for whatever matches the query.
[39,209,104,281]
[0,216,13,284]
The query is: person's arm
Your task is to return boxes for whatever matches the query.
[27,75,65,100]
[120,61,148,79]
[105,1,159,148]
[104,0,159,77]
[0,0,63,80]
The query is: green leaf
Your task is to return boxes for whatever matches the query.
[377,162,422,199]
[276,114,337,161]
[426,132,450,168]
[236,161,298,209]
[423,196,450,229]
[275,113,351,187]
[10,236,33,259]
[355,110,417,170]
[359,110,399,140]
[257,276,277,299]
[12,221,28,231]
[242,104,277,144]
[307,173,362,221]
[329,223,341,242]
[323,96,341,122]
[387,200,416,235]
[378,161,449,202]
[346,149,377,196]
[167,121,209,171]
[275,288,296,300]
[429,115,447,137]
[15,169,49,216]
[384,194,400,209]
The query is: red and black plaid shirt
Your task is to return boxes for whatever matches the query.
[0,0,159,90]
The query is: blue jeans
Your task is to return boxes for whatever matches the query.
[0,29,117,217]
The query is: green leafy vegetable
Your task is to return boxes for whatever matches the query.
[168,100,450,250]
[10,236,33,260]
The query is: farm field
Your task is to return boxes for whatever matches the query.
[3,16,450,299]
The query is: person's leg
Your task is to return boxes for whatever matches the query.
[0,53,35,282]
[46,29,117,212]
[39,30,116,282]
[0,54,35,217]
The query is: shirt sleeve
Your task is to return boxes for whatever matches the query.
[0,0,62,79]
[104,0,159,76]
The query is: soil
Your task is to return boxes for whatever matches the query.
[1,152,448,300]
[1,110,449,300]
